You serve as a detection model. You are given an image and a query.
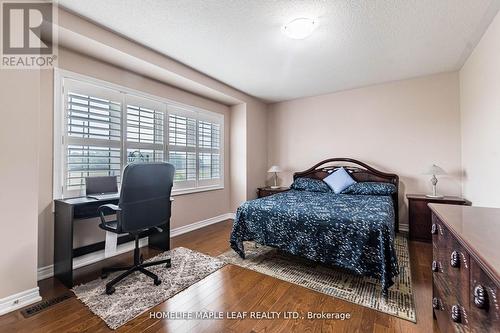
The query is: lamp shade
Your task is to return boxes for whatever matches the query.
[268,165,282,173]
[423,164,446,175]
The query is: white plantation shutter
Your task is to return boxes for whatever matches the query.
[67,94,121,140]
[167,106,224,190]
[125,95,166,164]
[66,145,121,192]
[197,119,222,186]
[62,80,123,197]
[56,71,224,198]
[168,107,198,189]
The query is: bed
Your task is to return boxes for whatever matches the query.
[230,158,400,292]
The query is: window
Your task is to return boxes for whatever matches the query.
[167,109,197,188]
[197,119,222,185]
[54,70,224,198]
[63,81,123,194]
[125,95,166,165]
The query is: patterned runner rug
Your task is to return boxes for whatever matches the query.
[218,234,416,322]
[72,247,226,329]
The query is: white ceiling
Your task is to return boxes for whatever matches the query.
[59,0,500,102]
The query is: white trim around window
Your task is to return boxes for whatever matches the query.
[53,69,224,199]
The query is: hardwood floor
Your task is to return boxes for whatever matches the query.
[0,220,439,333]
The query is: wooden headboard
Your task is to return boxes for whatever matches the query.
[293,158,400,232]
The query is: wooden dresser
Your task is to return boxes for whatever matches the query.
[429,204,500,333]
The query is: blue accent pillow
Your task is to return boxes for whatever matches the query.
[290,177,332,193]
[342,182,397,196]
[323,167,357,194]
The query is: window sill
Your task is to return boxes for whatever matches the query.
[171,186,224,196]
[51,185,224,212]
[53,185,224,202]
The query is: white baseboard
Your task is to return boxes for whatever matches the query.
[0,287,42,316]
[37,213,234,281]
[37,265,54,281]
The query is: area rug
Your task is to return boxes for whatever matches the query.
[72,247,226,329]
[218,234,416,322]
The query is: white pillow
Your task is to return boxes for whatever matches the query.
[323,167,357,194]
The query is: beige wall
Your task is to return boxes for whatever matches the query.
[37,48,232,268]
[267,72,463,228]
[246,100,269,200]
[229,99,269,211]
[460,11,500,208]
[229,103,247,211]
[38,69,54,272]
[0,70,40,298]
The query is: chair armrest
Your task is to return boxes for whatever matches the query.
[97,204,121,225]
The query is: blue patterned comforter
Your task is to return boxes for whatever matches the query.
[230,190,399,291]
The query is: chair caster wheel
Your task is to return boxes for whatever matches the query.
[101,273,109,279]
[140,254,144,264]
[105,286,115,295]
[154,279,161,286]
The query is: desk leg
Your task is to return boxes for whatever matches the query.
[148,222,170,251]
[54,202,74,288]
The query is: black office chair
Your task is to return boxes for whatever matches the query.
[97,162,175,295]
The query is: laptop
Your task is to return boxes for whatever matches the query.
[85,176,119,200]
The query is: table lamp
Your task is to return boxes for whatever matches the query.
[424,164,446,198]
[268,166,282,189]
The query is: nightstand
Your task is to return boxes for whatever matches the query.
[257,187,289,198]
[406,194,469,242]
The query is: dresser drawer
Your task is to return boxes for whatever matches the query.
[432,214,452,248]
[433,285,451,333]
[430,205,500,333]
[468,259,500,333]
[441,238,470,306]
[433,285,470,333]
[432,219,470,306]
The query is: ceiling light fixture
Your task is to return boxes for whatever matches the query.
[282,18,318,40]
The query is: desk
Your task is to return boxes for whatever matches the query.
[54,195,170,288]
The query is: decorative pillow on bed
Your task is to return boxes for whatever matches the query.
[323,167,357,194]
[341,182,397,196]
[290,177,332,193]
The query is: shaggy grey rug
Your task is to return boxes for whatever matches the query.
[72,247,225,329]
[218,235,416,322]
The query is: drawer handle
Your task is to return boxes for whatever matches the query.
[473,284,488,309]
[450,251,460,268]
[432,297,441,310]
[431,223,438,235]
[431,260,440,272]
[451,304,461,323]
